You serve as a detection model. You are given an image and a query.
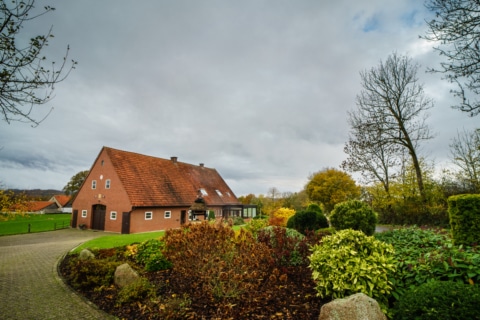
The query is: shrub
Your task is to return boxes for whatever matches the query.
[62,255,122,290]
[162,222,274,301]
[256,226,307,266]
[329,200,377,236]
[135,239,172,272]
[208,210,216,221]
[244,217,268,236]
[117,277,155,304]
[309,229,396,309]
[286,210,328,234]
[393,280,480,320]
[375,226,480,302]
[232,216,245,226]
[269,207,295,227]
[448,194,480,246]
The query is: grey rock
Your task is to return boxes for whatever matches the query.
[114,263,139,288]
[319,293,386,320]
[78,248,95,260]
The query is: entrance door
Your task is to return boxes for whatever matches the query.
[71,209,78,228]
[91,204,106,230]
[121,212,131,234]
[180,210,186,225]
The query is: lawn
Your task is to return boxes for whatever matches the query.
[72,231,165,253]
[0,213,71,236]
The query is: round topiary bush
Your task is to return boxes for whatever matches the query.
[329,200,378,236]
[286,210,328,234]
[393,280,480,320]
[309,229,396,309]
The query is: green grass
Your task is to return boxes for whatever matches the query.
[72,231,165,253]
[0,213,71,236]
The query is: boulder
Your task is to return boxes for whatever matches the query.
[78,249,95,260]
[114,263,139,288]
[319,293,386,320]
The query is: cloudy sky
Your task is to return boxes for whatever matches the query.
[0,0,478,196]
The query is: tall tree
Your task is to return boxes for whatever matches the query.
[0,0,76,126]
[305,168,361,213]
[354,53,434,203]
[450,129,480,192]
[63,170,88,197]
[424,0,480,116]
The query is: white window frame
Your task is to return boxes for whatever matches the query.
[81,210,87,218]
[110,211,117,220]
[199,188,208,196]
[145,211,153,220]
[164,211,171,219]
[91,180,97,189]
[105,179,111,189]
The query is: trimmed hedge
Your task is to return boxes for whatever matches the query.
[393,280,480,320]
[448,194,480,246]
[329,200,378,236]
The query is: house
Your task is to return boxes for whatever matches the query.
[72,146,256,233]
[49,195,72,213]
[25,201,59,214]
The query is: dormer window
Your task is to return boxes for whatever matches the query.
[92,180,97,189]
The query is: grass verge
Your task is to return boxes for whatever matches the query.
[0,213,71,236]
[72,231,165,253]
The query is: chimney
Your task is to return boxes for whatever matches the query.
[199,163,204,167]
[170,156,178,163]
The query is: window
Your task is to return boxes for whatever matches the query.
[81,210,87,218]
[91,180,97,189]
[215,190,223,196]
[164,211,171,219]
[105,179,111,189]
[145,212,152,220]
[200,188,208,196]
[110,211,117,220]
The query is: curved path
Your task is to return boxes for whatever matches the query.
[0,229,115,320]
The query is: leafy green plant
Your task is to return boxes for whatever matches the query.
[329,200,377,236]
[286,210,328,234]
[309,229,396,309]
[257,226,309,267]
[375,226,480,301]
[393,280,480,320]
[233,216,245,225]
[158,293,192,319]
[62,255,122,290]
[117,277,155,304]
[134,239,172,271]
[244,217,268,236]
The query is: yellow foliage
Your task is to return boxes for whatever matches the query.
[269,207,296,227]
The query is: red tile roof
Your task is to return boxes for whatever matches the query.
[103,147,240,207]
[51,195,71,207]
[26,201,57,212]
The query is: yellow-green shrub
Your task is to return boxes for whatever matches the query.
[309,229,396,309]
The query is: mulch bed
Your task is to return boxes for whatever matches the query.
[59,253,325,319]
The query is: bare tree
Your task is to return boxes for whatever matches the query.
[0,0,76,126]
[353,52,434,203]
[424,0,480,116]
[450,129,480,192]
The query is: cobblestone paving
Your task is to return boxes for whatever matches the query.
[0,229,115,320]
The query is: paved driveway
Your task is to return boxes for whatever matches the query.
[0,229,115,320]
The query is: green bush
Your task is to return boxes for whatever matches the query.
[244,217,268,236]
[448,194,480,246]
[256,226,306,266]
[329,200,377,236]
[286,210,328,234]
[375,226,480,302]
[135,239,172,272]
[117,277,155,304]
[208,210,216,221]
[233,216,245,225]
[63,256,122,290]
[393,280,480,320]
[309,229,396,309]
